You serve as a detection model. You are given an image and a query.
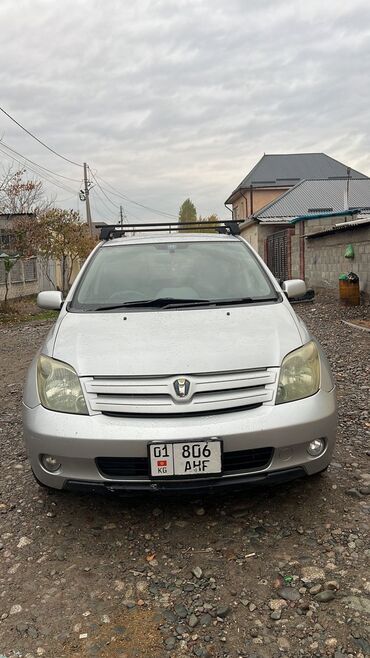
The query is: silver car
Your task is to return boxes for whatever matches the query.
[23,224,337,493]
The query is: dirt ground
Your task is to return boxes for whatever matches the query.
[0,296,369,658]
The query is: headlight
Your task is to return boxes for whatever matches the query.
[37,355,88,414]
[276,341,320,404]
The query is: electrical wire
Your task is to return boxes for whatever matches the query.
[88,168,120,211]
[0,144,77,195]
[0,106,83,168]
[90,193,114,223]
[91,184,119,215]
[124,206,142,221]
[91,169,178,219]
[0,140,81,183]
[56,194,79,204]
[0,107,178,219]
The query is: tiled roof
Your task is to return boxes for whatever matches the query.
[225,153,368,204]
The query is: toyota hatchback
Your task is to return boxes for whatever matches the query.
[23,221,337,493]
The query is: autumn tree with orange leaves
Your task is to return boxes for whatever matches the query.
[0,166,54,214]
[14,209,97,293]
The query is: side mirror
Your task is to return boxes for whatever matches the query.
[282,279,306,299]
[37,291,63,310]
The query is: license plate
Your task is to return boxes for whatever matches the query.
[149,440,222,478]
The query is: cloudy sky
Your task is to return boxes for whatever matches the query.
[1,0,370,223]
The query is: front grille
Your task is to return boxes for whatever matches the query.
[96,448,274,479]
[83,369,277,416]
[96,456,148,477]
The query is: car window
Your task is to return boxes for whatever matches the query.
[70,240,277,310]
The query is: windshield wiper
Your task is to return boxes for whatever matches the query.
[89,295,278,312]
[165,296,278,308]
[91,298,211,311]
[215,296,278,306]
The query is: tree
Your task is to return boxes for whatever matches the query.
[0,253,20,308]
[179,198,197,228]
[14,209,97,294]
[0,166,54,214]
[198,213,220,233]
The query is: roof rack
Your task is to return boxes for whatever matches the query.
[95,221,243,241]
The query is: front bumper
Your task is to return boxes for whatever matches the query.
[23,388,337,492]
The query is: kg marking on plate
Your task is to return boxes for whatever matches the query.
[149,441,222,478]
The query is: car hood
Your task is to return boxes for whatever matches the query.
[51,304,303,376]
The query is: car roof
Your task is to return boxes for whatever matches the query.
[101,232,240,247]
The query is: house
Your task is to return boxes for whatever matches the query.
[240,178,370,296]
[0,213,55,301]
[225,152,367,225]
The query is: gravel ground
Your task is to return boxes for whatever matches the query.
[0,296,369,658]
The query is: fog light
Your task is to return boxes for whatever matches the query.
[41,454,61,472]
[307,439,325,457]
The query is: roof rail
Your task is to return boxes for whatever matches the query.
[95,221,243,241]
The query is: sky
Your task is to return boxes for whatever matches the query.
[1,0,370,224]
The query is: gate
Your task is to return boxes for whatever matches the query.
[265,230,291,282]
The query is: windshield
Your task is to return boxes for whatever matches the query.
[69,240,278,311]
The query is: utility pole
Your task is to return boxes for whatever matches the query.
[83,163,93,236]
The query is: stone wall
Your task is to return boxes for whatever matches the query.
[304,225,370,297]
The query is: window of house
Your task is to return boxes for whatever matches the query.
[0,229,12,250]
[10,260,23,283]
[24,258,37,282]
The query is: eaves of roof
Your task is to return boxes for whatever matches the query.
[291,209,359,224]
[306,216,370,238]
[225,183,289,206]
[258,218,292,225]
[239,218,255,231]
[0,212,34,219]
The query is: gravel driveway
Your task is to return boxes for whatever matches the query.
[0,296,369,658]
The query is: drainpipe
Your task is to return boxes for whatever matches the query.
[250,185,254,215]
[344,168,350,221]
[299,221,305,280]
[241,191,249,218]
[224,202,233,216]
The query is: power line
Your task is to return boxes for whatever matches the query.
[0,139,81,182]
[88,167,120,210]
[0,144,77,195]
[0,107,178,219]
[91,183,118,216]
[0,145,76,194]
[91,170,178,219]
[125,207,143,221]
[90,192,114,223]
[0,106,83,168]
[57,193,80,203]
